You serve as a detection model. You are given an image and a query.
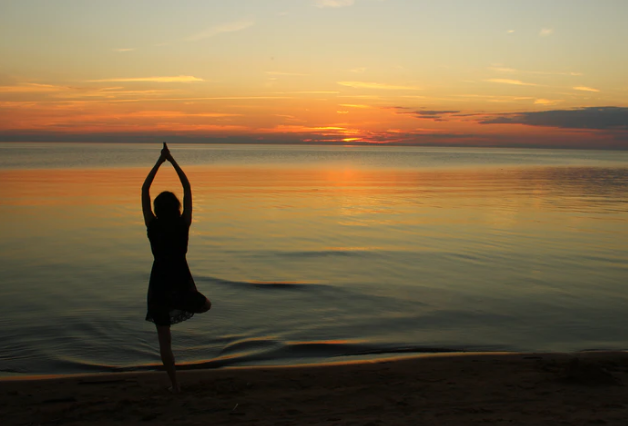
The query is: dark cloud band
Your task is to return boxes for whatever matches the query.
[480,106,628,130]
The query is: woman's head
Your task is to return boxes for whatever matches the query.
[154,191,181,220]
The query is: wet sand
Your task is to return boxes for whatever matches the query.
[3,352,628,426]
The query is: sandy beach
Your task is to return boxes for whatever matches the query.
[3,352,628,425]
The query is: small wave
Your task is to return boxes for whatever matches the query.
[127,340,468,372]
[279,250,369,258]
[203,277,324,290]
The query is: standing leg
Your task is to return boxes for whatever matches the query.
[156,325,180,392]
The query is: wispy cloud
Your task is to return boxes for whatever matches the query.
[349,67,367,73]
[507,30,515,34]
[488,66,581,76]
[485,79,539,86]
[185,19,254,41]
[316,0,355,8]
[338,81,421,90]
[539,28,554,37]
[0,101,39,108]
[85,95,293,103]
[261,124,348,133]
[112,48,135,52]
[340,104,371,108]
[154,96,292,101]
[88,76,204,83]
[574,86,600,93]
[266,71,309,76]
[392,108,460,121]
[339,95,381,99]
[453,94,533,101]
[0,83,68,93]
[489,67,518,73]
[129,111,240,118]
[275,90,338,94]
[53,87,170,99]
[534,99,562,105]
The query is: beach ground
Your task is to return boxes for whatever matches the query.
[3,352,628,426]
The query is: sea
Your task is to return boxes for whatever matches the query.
[1,142,628,377]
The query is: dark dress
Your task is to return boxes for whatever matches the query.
[145,216,206,326]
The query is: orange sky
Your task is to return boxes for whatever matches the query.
[1,0,627,148]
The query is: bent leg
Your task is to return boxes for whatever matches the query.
[194,297,211,313]
[201,297,211,313]
[156,325,180,392]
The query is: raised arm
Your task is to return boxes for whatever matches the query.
[142,151,166,226]
[164,144,192,226]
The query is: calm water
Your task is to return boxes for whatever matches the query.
[1,142,628,376]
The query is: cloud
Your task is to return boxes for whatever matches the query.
[128,111,241,118]
[88,76,204,83]
[480,106,628,130]
[0,83,68,93]
[316,0,355,8]
[488,66,582,76]
[453,94,534,102]
[391,107,460,121]
[185,19,254,41]
[539,28,554,37]
[338,81,421,90]
[534,99,562,106]
[340,104,371,108]
[53,88,170,99]
[486,79,539,86]
[0,101,39,108]
[574,86,600,93]
[112,48,135,52]
[262,124,349,134]
[349,67,367,73]
[149,96,293,101]
[414,110,460,115]
[507,30,515,34]
[489,67,517,73]
[266,71,309,76]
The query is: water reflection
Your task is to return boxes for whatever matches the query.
[3,165,626,210]
[1,163,628,375]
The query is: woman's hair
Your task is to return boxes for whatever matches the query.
[154,191,181,220]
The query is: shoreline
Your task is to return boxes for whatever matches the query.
[1,350,624,382]
[3,351,628,425]
[0,351,496,382]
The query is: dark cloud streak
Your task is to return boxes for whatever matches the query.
[480,106,628,130]
[389,107,461,121]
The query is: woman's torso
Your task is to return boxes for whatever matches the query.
[147,217,192,292]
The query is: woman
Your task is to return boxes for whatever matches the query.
[142,143,211,393]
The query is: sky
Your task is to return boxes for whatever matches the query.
[1,0,627,149]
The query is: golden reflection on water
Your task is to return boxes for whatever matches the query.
[2,165,626,268]
[1,164,627,222]
[1,162,628,373]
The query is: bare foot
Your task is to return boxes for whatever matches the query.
[167,386,181,394]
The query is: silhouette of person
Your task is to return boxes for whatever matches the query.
[142,142,211,393]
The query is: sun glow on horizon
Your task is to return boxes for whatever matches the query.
[1,0,627,149]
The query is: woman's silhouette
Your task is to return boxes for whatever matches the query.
[142,143,211,393]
